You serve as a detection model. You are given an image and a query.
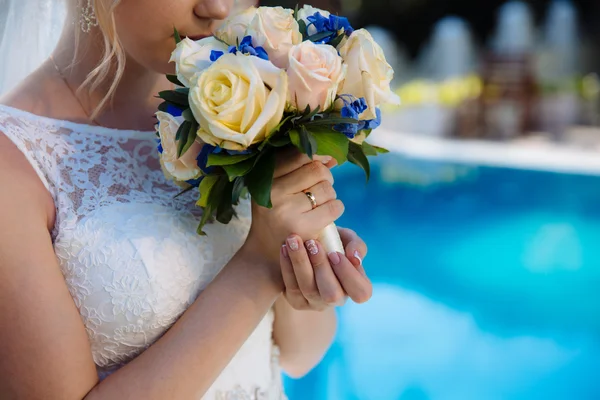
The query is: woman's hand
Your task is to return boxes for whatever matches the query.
[244,148,344,266]
[280,232,372,311]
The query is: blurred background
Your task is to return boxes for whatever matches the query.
[262,1,600,399]
[2,1,599,399]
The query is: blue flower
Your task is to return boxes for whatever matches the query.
[361,108,382,131]
[196,144,218,175]
[210,50,224,62]
[185,177,203,187]
[166,103,183,117]
[334,96,380,138]
[227,36,269,61]
[334,96,367,138]
[306,12,354,44]
[156,138,163,154]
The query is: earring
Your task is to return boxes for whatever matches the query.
[80,0,99,33]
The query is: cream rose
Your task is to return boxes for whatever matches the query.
[296,5,330,36]
[156,111,203,181]
[189,53,288,151]
[287,41,346,112]
[339,29,401,120]
[170,37,228,87]
[246,6,302,68]
[214,6,258,46]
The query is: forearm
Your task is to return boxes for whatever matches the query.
[86,245,283,400]
[273,296,337,378]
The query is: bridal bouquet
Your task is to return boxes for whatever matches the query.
[155,5,400,252]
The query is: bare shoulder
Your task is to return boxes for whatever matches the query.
[0,61,81,121]
[0,125,55,231]
[0,125,98,398]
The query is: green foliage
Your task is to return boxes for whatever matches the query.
[348,141,371,182]
[173,27,182,44]
[246,150,276,208]
[166,74,184,87]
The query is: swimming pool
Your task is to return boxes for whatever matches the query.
[284,153,600,400]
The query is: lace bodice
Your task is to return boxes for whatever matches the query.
[0,104,285,399]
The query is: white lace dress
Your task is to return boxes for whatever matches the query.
[0,104,286,399]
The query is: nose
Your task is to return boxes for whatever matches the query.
[194,0,233,21]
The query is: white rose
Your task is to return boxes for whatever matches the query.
[156,111,203,181]
[214,6,258,46]
[296,5,330,36]
[246,6,302,69]
[287,41,346,112]
[339,29,401,120]
[169,37,228,87]
[189,53,288,151]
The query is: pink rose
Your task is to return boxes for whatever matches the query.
[287,41,346,112]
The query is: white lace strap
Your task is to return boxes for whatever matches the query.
[0,109,54,195]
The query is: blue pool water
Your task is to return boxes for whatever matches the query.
[284,155,600,400]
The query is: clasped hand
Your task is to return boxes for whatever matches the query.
[280,227,372,311]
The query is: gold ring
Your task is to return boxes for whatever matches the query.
[304,191,317,209]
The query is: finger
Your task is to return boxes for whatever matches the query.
[328,251,373,304]
[289,181,337,213]
[280,244,308,309]
[286,235,322,305]
[274,149,332,179]
[338,227,368,268]
[274,160,334,195]
[301,200,345,234]
[305,240,346,306]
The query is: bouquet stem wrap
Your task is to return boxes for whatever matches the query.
[318,222,344,254]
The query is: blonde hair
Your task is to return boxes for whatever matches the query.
[75,0,125,120]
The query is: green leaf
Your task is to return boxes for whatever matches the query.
[246,150,276,208]
[259,115,294,151]
[231,177,245,205]
[174,184,197,199]
[207,152,256,167]
[306,31,335,43]
[216,180,236,224]
[301,126,317,159]
[290,127,317,158]
[348,141,371,182]
[217,201,236,224]
[158,101,169,113]
[305,116,359,126]
[267,135,291,148]
[222,158,256,181]
[196,205,213,236]
[166,74,184,87]
[175,118,190,142]
[298,19,308,40]
[308,126,349,165]
[182,108,195,122]
[178,121,198,158]
[362,141,378,157]
[176,120,192,156]
[372,145,390,154]
[174,27,182,44]
[329,33,345,48]
[197,175,219,208]
[158,90,188,108]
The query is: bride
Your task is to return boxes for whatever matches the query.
[0,0,372,398]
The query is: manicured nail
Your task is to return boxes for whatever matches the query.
[328,252,341,265]
[306,240,318,256]
[320,156,332,164]
[287,237,299,251]
[353,250,363,266]
[281,244,289,258]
